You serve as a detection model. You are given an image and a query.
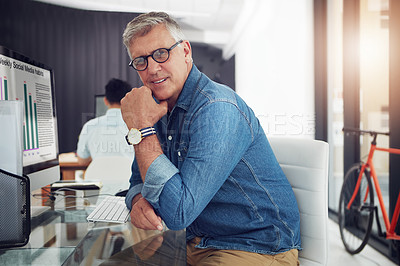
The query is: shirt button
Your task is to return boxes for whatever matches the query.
[168,135,173,141]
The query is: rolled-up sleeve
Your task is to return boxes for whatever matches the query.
[141,154,180,208]
[124,158,144,209]
[125,183,143,210]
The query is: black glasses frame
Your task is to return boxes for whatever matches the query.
[129,40,183,71]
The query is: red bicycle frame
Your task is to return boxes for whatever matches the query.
[347,142,400,240]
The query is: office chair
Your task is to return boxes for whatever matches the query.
[84,156,133,196]
[269,137,329,266]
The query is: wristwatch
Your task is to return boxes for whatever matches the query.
[125,127,156,145]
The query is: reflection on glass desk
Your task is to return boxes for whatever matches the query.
[0,190,186,266]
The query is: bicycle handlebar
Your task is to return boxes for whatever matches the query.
[342,127,390,137]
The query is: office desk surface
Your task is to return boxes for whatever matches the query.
[58,152,89,180]
[0,191,186,266]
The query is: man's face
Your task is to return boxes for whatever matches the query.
[129,24,192,109]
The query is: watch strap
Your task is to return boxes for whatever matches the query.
[139,127,156,138]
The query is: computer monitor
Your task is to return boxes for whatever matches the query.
[94,94,107,117]
[0,46,60,192]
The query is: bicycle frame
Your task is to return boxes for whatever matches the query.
[347,142,400,240]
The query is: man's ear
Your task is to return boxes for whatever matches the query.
[183,40,192,61]
[104,97,110,107]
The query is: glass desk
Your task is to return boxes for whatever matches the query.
[0,190,186,266]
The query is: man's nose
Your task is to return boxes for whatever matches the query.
[147,57,161,74]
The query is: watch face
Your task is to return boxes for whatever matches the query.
[128,128,142,145]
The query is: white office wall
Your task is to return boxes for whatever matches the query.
[234,0,315,138]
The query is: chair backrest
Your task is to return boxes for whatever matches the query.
[84,156,133,195]
[269,137,329,266]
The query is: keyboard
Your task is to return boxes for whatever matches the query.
[87,196,130,223]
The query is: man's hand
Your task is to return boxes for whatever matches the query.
[131,196,164,231]
[121,86,168,129]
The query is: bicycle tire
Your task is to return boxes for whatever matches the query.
[338,163,374,254]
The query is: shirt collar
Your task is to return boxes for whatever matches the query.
[105,108,121,115]
[174,64,201,112]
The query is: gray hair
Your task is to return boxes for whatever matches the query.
[122,12,186,58]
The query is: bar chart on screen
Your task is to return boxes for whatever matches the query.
[0,76,9,100]
[22,82,39,151]
[0,53,57,167]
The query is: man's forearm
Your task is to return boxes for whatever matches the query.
[134,134,164,182]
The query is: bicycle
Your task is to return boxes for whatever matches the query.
[339,127,400,255]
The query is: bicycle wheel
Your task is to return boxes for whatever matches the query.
[338,163,374,254]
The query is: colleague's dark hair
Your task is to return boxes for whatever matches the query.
[105,78,131,104]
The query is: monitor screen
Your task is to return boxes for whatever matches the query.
[94,94,107,117]
[0,46,60,192]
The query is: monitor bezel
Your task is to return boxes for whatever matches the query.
[0,45,60,187]
[94,93,107,118]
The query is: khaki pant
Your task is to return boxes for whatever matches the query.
[187,237,299,266]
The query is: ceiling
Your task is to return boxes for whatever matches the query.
[34,0,252,59]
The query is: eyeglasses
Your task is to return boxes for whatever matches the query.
[129,40,183,71]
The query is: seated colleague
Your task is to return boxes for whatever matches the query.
[77,78,134,165]
[120,12,301,265]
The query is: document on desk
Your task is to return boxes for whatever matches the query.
[58,152,79,163]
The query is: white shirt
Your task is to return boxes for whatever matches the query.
[77,108,134,160]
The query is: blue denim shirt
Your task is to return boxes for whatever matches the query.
[125,65,301,255]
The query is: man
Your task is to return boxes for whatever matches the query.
[77,78,134,165]
[121,12,301,265]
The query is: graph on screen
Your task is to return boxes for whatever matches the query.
[0,54,57,167]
